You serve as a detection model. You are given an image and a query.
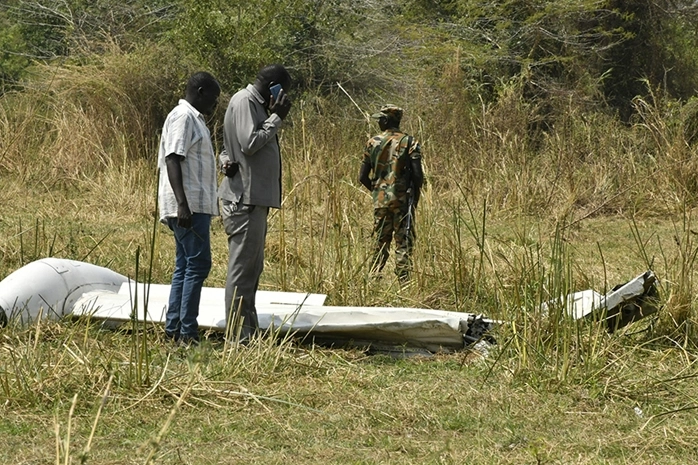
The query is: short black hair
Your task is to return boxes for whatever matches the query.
[257,64,291,88]
[186,71,219,94]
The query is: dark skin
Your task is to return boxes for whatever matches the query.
[359,116,424,206]
[166,81,221,228]
[221,75,293,177]
[254,75,292,119]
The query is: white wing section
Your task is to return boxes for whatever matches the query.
[540,270,659,332]
[261,306,478,351]
[73,281,328,335]
[1,259,492,352]
[73,284,487,351]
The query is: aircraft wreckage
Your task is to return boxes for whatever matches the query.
[0,258,660,352]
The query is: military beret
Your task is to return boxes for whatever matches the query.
[371,104,403,120]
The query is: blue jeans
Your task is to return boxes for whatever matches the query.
[166,214,212,340]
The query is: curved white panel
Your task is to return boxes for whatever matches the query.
[0,258,128,324]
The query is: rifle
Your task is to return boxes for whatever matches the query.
[403,136,415,239]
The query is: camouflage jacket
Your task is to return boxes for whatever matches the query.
[362,130,421,208]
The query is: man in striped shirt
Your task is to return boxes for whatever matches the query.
[157,71,221,345]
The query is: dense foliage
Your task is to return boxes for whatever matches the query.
[2,1,698,113]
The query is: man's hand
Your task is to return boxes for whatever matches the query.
[270,90,292,120]
[177,203,192,229]
[222,160,239,177]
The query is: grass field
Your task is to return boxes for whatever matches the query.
[2,61,698,464]
[2,188,696,464]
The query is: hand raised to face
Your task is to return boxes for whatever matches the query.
[270,89,292,120]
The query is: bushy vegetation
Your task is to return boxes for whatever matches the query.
[2,1,698,463]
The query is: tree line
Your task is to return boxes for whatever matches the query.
[1,0,697,122]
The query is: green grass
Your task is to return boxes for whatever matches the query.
[1,207,696,464]
[1,325,697,464]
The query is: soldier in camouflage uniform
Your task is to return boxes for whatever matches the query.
[359,104,423,281]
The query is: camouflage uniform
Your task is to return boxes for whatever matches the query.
[362,105,422,279]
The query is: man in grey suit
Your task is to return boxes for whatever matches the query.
[218,64,292,342]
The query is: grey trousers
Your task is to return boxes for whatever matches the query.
[221,200,269,340]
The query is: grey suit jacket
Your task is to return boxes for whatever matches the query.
[218,84,283,208]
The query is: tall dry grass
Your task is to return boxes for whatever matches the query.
[2,46,698,330]
[2,46,698,463]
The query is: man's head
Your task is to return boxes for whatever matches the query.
[185,71,221,115]
[371,104,403,130]
[255,64,291,105]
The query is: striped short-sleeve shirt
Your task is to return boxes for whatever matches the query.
[158,99,219,223]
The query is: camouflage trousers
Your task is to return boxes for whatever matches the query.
[372,205,415,280]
